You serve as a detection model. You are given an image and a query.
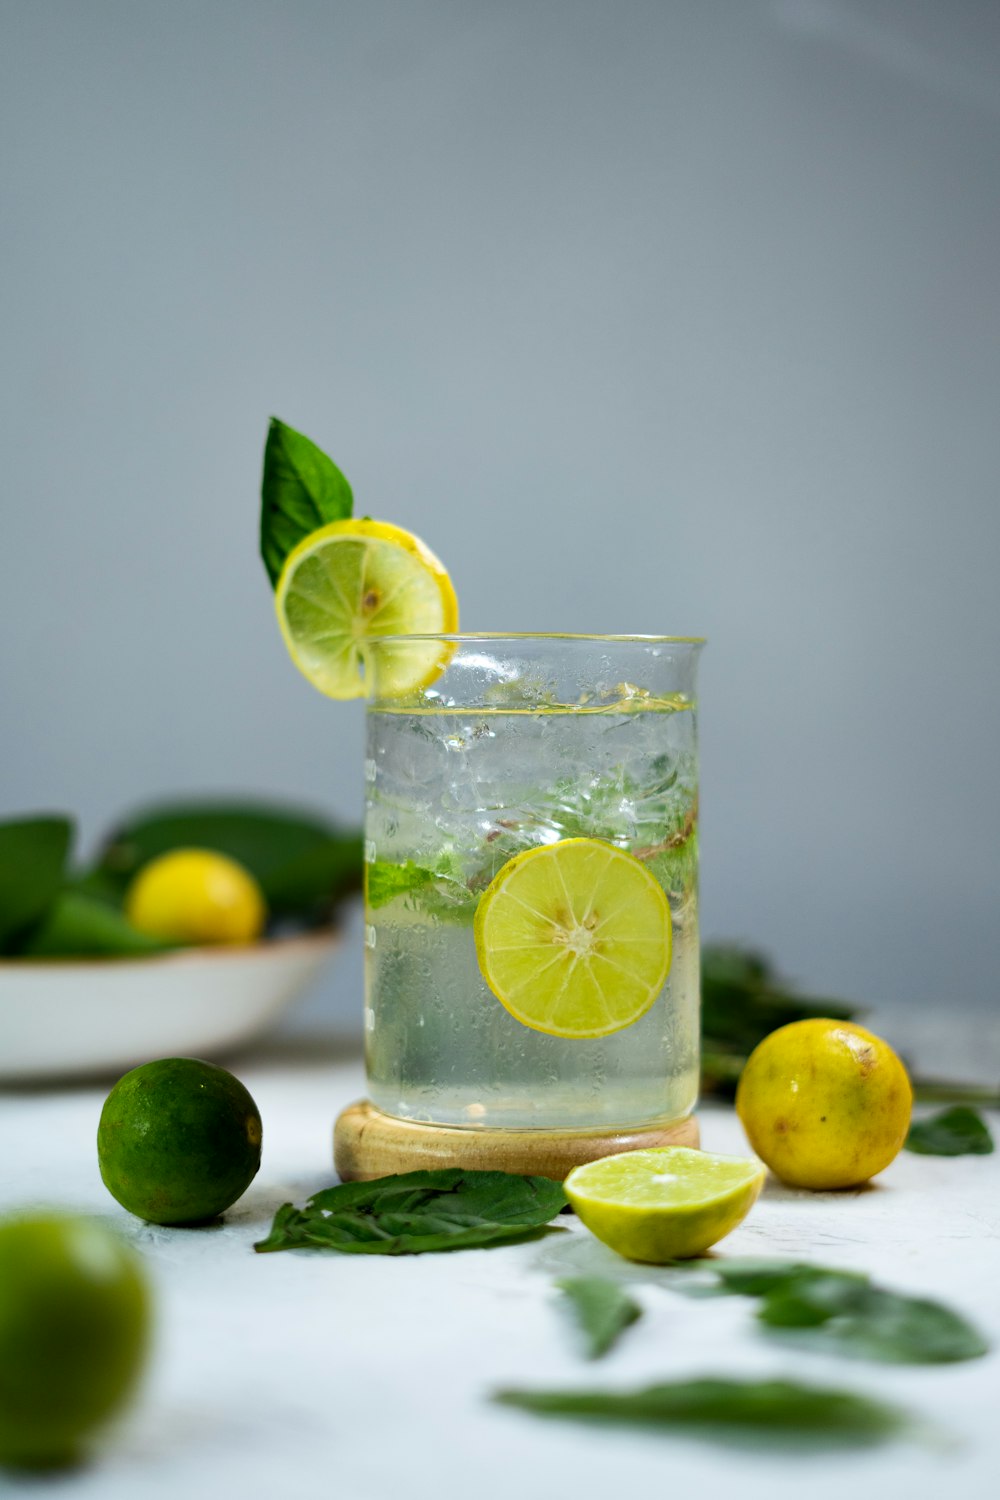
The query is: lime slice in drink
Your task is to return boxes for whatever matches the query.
[274,518,458,699]
[474,838,672,1039]
[565,1146,766,1262]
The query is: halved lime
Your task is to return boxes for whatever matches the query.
[274,518,458,699]
[565,1146,766,1262]
[474,838,672,1039]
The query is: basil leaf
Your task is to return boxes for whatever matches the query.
[905,1106,994,1157]
[259,417,353,587]
[555,1276,641,1359]
[678,1258,988,1364]
[96,800,361,917]
[255,1169,567,1256]
[494,1377,905,1446]
[0,815,73,952]
[759,1276,989,1363]
[17,893,174,958]
[689,1258,865,1298]
[263,833,364,916]
[700,943,860,1097]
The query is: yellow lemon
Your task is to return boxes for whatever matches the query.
[274,518,458,699]
[125,849,266,946]
[565,1147,765,1262]
[735,1019,912,1190]
[474,838,672,1039]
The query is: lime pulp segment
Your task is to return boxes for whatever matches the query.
[275,519,458,699]
[474,838,672,1039]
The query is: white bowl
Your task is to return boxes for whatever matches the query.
[0,928,340,1083]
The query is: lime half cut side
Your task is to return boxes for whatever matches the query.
[274,518,458,699]
[474,838,672,1040]
[565,1146,766,1262]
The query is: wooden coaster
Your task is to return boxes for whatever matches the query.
[334,1099,700,1182]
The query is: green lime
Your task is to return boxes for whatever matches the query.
[0,1213,151,1470]
[565,1146,765,1262]
[98,1057,263,1225]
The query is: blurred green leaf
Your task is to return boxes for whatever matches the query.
[18,892,173,958]
[95,800,362,922]
[0,815,73,953]
[555,1276,642,1359]
[676,1258,988,1364]
[905,1107,994,1157]
[700,943,861,1097]
[494,1377,906,1446]
[259,417,353,588]
[263,833,364,916]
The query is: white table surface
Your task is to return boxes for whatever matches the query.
[1,1036,998,1500]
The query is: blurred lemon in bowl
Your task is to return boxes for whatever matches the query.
[125,848,266,946]
[735,1019,912,1190]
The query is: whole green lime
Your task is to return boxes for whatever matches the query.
[0,1213,151,1469]
[98,1057,263,1225]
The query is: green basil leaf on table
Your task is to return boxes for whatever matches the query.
[905,1106,994,1157]
[0,815,73,952]
[494,1377,906,1446]
[555,1276,642,1359]
[677,1258,988,1364]
[16,892,174,958]
[255,1170,567,1256]
[259,416,353,587]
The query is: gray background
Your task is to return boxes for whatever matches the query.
[2,1,998,1043]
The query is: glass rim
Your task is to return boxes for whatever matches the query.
[368,632,707,646]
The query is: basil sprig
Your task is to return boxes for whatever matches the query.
[255,1169,567,1256]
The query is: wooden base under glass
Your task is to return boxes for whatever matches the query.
[334,1099,700,1182]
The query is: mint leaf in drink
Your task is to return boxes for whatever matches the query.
[675,1258,988,1363]
[493,1377,906,1446]
[366,859,436,910]
[260,417,353,587]
[254,1169,567,1255]
[0,815,73,952]
[905,1106,994,1156]
[555,1276,642,1359]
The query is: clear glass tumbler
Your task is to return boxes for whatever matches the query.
[364,634,704,1132]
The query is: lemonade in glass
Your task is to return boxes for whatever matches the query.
[363,635,703,1131]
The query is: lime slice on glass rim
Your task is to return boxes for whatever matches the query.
[274,518,458,699]
[474,837,672,1040]
[565,1147,766,1262]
